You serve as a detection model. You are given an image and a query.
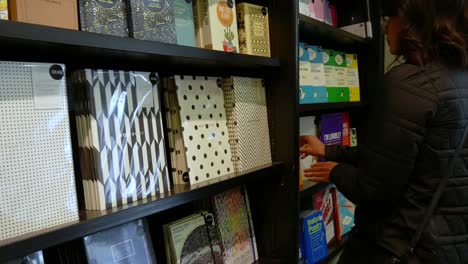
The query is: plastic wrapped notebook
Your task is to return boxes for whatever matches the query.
[174,75,234,185]
[222,77,272,173]
[164,212,222,264]
[4,250,45,264]
[128,0,176,43]
[79,0,129,37]
[212,186,258,264]
[71,69,170,210]
[84,219,156,264]
[0,62,79,241]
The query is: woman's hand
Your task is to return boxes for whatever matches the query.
[299,135,326,159]
[304,162,338,183]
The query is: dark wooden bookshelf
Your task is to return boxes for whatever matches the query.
[0,20,279,74]
[299,102,364,116]
[0,163,285,262]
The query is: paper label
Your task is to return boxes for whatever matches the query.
[135,72,155,108]
[111,239,136,262]
[253,21,265,37]
[32,64,64,109]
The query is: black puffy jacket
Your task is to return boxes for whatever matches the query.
[327,63,468,263]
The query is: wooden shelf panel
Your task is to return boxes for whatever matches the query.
[0,162,285,262]
[299,15,370,47]
[0,20,279,74]
[299,102,364,116]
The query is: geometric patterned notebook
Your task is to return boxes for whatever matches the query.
[0,62,78,241]
[72,70,170,210]
[175,75,234,185]
[212,186,258,264]
[222,77,272,173]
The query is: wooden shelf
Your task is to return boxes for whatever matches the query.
[299,102,364,116]
[299,15,370,47]
[0,20,279,74]
[0,162,285,262]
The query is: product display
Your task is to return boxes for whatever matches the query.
[0,62,79,241]
[320,113,343,146]
[299,210,328,264]
[222,77,272,173]
[128,0,177,43]
[174,0,196,46]
[299,116,318,190]
[175,75,234,184]
[313,186,336,244]
[0,0,8,20]
[302,45,327,104]
[79,0,129,37]
[163,77,190,185]
[164,212,222,264]
[332,188,355,239]
[84,219,156,264]
[72,69,170,210]
[237,3,271,57]
[328,50,349,102]
[202,0,239,52]
[346,54,361,102]
[9,0,78,29]
[212,186,258,264]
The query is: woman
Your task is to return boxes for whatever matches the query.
[299,0,468,263]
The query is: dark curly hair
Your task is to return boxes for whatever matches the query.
[388,0,468,67]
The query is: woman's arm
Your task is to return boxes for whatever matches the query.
[325,145,358,165]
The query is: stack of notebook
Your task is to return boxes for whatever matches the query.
[0,62,79,241]
[71,69,170,210]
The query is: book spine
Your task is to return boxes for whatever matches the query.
[201,0,213,49]
[236,4,248,55]
[331,186,342,241]
[193,0,205,48]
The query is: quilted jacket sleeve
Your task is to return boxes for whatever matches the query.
[330,65,436,207]
[325,145,358,166]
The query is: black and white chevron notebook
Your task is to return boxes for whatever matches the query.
[72,69,170,210]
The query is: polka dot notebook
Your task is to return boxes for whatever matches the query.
[0,62,78,241]
[175,75,234,185]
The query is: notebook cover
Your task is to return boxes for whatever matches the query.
[0,62,78,240]
[175,75,234,185]
[75,70,170,210]
[212,187,258,264]
[222,77,272,173]
[174,0,196,46]
[342,112,350,146]
[84,219,156,264]
[166,213,216,264]
[237,3,271,57]
[323,49,349,103]
[336,190,355,236]
[313,187,336,244]
[346,54,361,102]
[314,0,325,21]
[302,45,327,104]
[0,0,7,20]
[79,0,129,37]
[320,113,343,146]
[9,0,78,29]
[128,0,177,43]
[299,210,328,264]
[202,0,239,52]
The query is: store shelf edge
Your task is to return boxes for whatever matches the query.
[299,102,364,116]
[0,162,285,262]
[0,20,279,71]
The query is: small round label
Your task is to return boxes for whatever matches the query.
[49,65,64,80]
[261,7,267,16]
[95,0,118,9]
[227,0,234,8]
[143,0,165,12]
[309,49,317,61]
[149,72,159,85]
[335,54,343,65]
[323,52,330,63]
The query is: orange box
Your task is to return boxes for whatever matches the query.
[9,0,78,29]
